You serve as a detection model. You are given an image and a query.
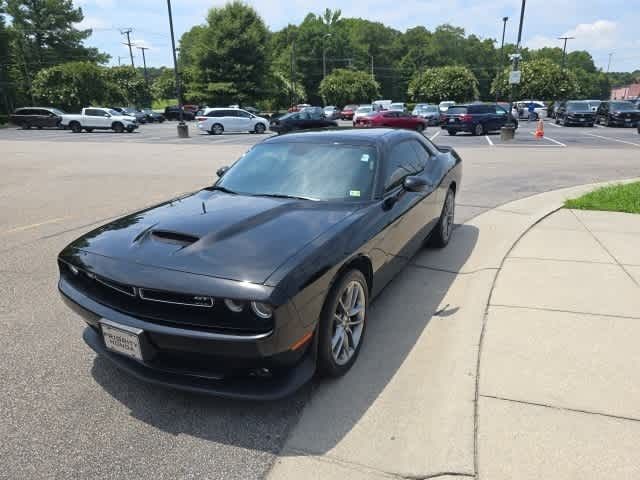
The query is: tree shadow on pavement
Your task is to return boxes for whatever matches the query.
[90,224,478,457]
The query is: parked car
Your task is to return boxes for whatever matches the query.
[354,110,427,132]
[196,108,269,135]
[586,100,602,112]
[164,105,195,121]
[352,105,374,126]
[323,106,341,120]
[57,128,462,399]
[288,103,311,113]
[301,106,325,117]
[548,101,561,119]
[60,107,138,133]
[554,101,595,127]
[441,103,516,136]
[515,100,547,120]
[389,102,407,112]
[341,104,358,120]
[595,101,640,127]
[372,100,393,111]
[122,108,147,124]
[412,104,441,125]
[9,107,65,129]
[141,108,165,123]
[269,110,337,134]
[439,101,456,112]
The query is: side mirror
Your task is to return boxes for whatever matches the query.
[216,166,229,178]
[104,114,110,118]
[403,175,431,192]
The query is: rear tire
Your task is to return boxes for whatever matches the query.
[415,123,425,133]
[429,188,455,248]
[70,122,82,133]
[84,128,93,133]
[317,269,368,378]
[447,129,457,136]
[211,123,224,135]
[473,123,484,136]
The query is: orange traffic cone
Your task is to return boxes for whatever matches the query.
[535,119,544,138]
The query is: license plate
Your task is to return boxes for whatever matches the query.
[625,119,631,122]
[449,118,455,123]
[100,319,143,361]
[579,118,585,122]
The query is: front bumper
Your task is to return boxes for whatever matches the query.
[59,277,316,400]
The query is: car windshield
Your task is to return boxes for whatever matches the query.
[566,102,591,112]
[217,143,378,202]
[108,109,121,115]
[356,106,372,113]
[610,101,636,111]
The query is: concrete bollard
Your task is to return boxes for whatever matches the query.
[177,123,189,138]
[500,125,515,141]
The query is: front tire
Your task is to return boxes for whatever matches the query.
[70,122,82,133]
[211,123,224,135]
[113,122,124,133]
[473,123,484,136]
[254,123,266,134]
[317,270,368,378]
[429,188,455,248]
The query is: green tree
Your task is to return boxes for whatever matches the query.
[151,68,176,101]
[0,3,15,113]
[408,66,479,103]
[104,66,151,107]
[178,2,269,105]
[31,61,107,111]
[319,68,379,106]
[491,58,579,100]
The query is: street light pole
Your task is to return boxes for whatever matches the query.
[166,0,188,137]
[322,33,332,80]
[496,16,509,102]
[505,0,526,134]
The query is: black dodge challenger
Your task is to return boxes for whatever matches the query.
[58,129,462,400]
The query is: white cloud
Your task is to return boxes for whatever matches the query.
[526,20,619,51]
[75,15,109,30]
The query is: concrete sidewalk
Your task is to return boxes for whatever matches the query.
[267,183,640,480]
[479,208,640,479]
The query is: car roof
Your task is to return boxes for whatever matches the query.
[262,128,418,146]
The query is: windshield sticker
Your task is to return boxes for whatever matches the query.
[360,154,370,162]
[349,190,361,197]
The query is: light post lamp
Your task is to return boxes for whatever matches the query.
[322,33,332,80]
[501,0,526,140]
[166,0,188,138]
[495,16,509,102]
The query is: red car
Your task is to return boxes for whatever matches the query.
[340,104,358,120]
[354,110,427,132]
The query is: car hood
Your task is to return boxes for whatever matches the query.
[64,190,360,284]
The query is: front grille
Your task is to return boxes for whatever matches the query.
[60,261,273,334]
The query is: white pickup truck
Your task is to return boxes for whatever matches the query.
[60,107,139,133]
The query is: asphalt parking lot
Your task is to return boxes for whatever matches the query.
[1,117,638,149]
[1,125,640,479]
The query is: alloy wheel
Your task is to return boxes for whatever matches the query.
[331,280,366,366]
[441,191,455,242]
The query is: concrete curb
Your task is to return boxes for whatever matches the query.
[267,178,640,480]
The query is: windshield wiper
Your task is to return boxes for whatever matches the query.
[211,185,238,194]
[255,193,318,201]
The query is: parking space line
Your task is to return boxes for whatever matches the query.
[2,216,72,235]
[542,136,567,147]
[485,135,494,146]
[429,130,440,141]
[582,132,640,147]
[547,122,563,128]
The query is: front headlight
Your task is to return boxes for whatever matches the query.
[224,299,244,312]
[250,301,273,319]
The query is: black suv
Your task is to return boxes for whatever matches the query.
[10,107,65,129]
[595,101,640,127]
[555,101,595,127]
[163,105,195,121]
[441,103,516,136]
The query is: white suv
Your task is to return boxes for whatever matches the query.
[196,108,269,135]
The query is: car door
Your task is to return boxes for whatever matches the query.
[493,105,509,129]
[235,110,253,132]
[375,140,436,284]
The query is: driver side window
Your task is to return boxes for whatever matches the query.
[384,141,424,191]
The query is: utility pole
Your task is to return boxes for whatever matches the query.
[496,16,508,102]
[291,39,297,105]
[607,52,613,73]
[505,0,526,132]
[137,46,150,83]
[322,33,332,80]
[120,28,135,68]
[558,36,574,70]
[117,55,123,66]
[166,0,188,137]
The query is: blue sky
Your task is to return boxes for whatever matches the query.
[75,0,640,72]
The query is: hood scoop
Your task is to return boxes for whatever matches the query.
[150,229,199,246]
